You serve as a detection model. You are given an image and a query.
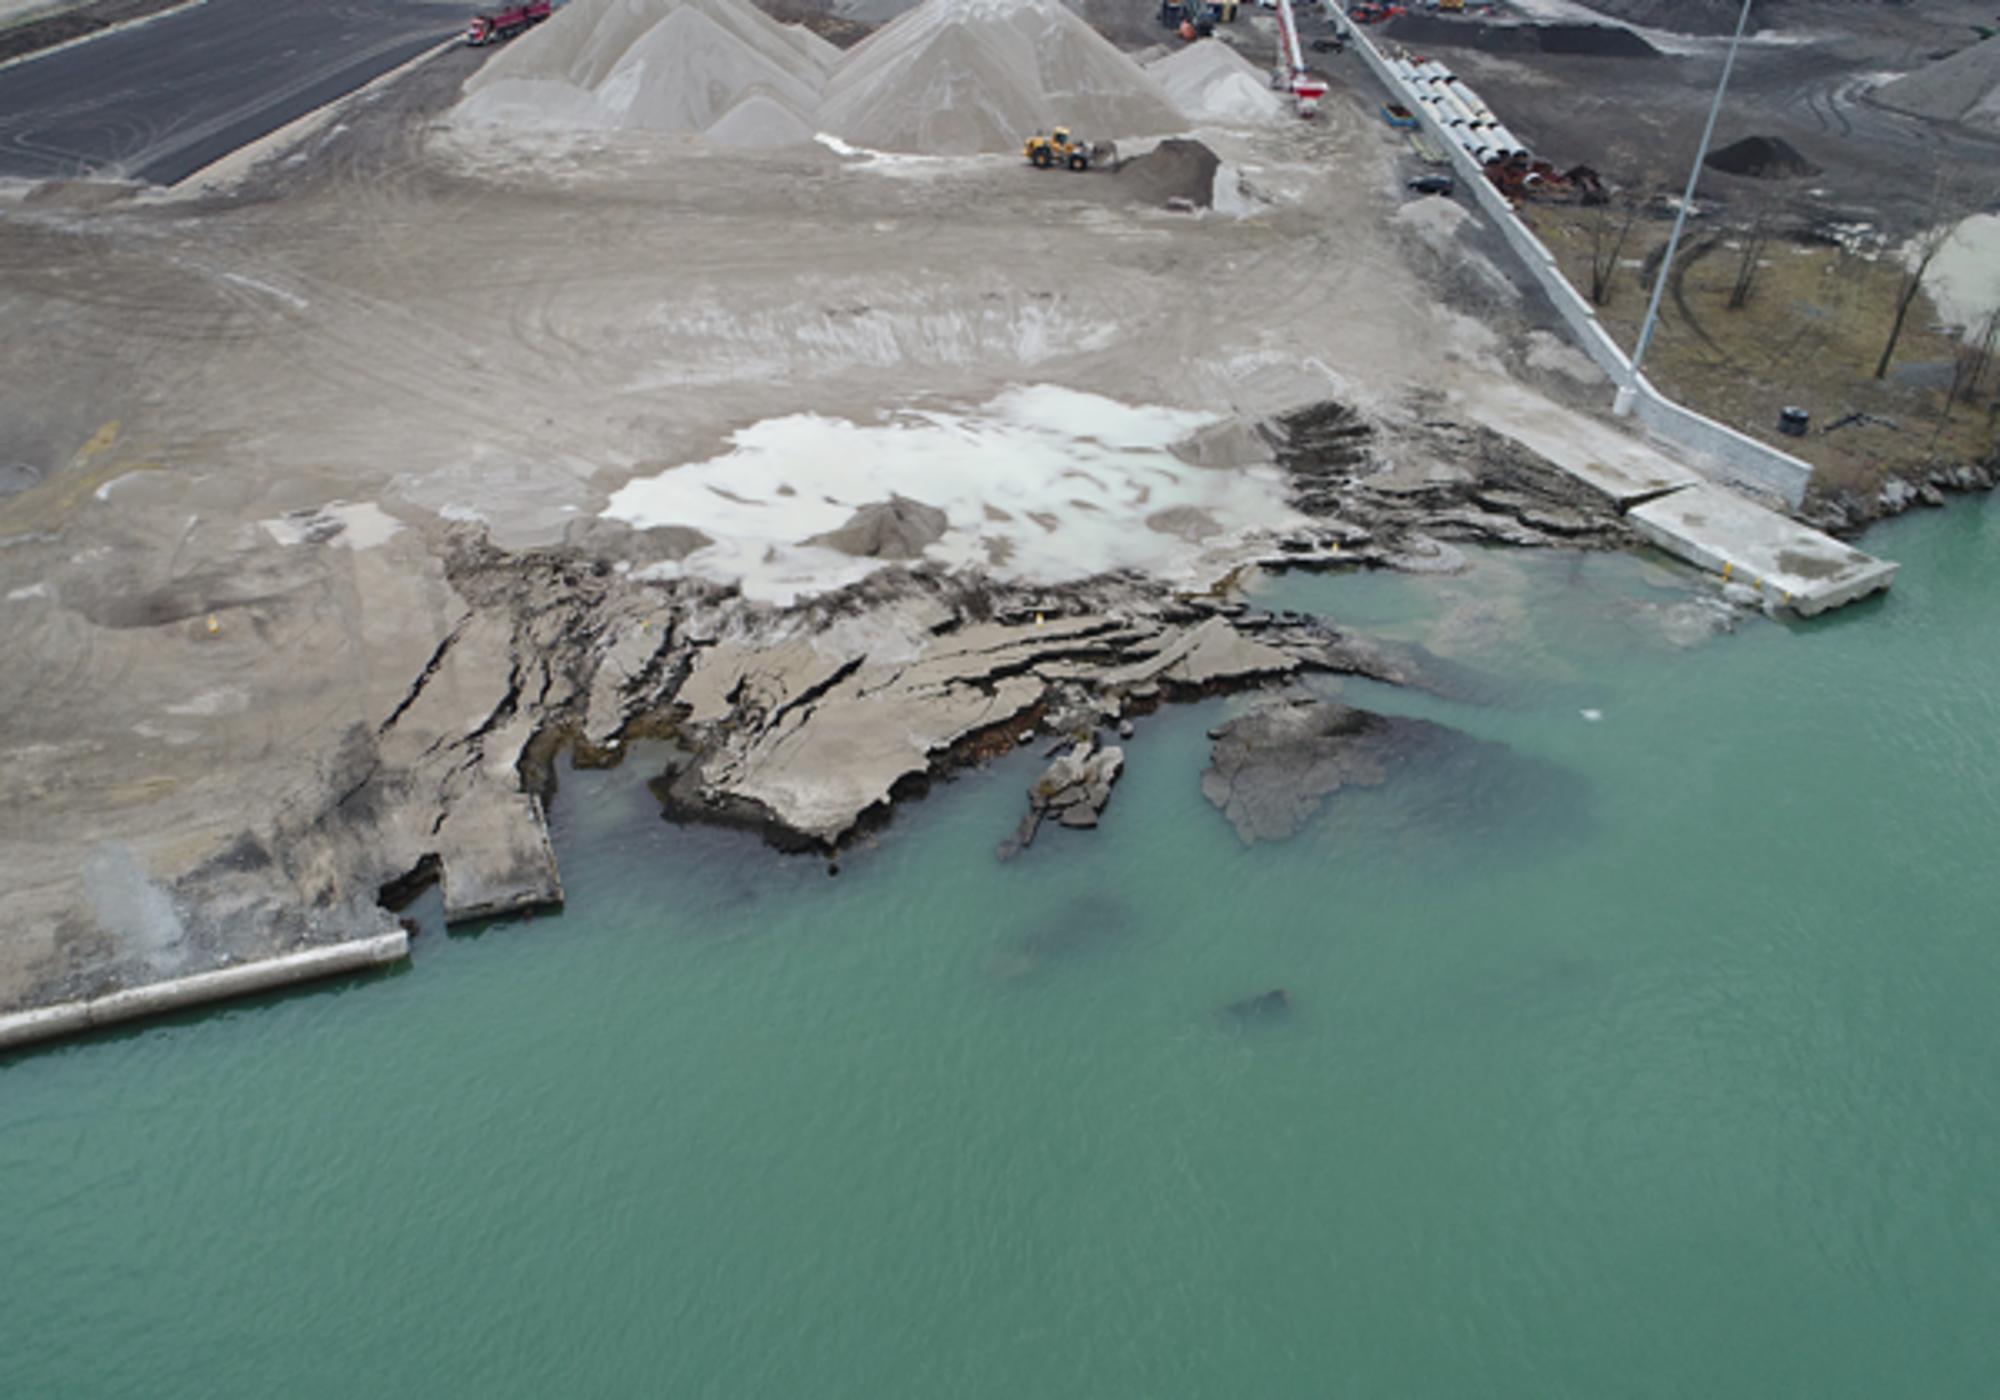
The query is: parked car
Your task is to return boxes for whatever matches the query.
[1407,173,1455,196]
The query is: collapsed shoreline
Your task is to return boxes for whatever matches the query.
[0,0,1941,1045]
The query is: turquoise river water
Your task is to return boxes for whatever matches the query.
[6,502,1999,1398]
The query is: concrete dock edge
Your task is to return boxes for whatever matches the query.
[0,930,410,1053]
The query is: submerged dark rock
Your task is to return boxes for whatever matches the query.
[1201,698,1451,844]
[985,890,1135,981]
[1226,987,1292,1021]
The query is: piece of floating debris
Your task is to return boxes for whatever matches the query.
[1226,987,1291,1020]
[1580,708,1603,722]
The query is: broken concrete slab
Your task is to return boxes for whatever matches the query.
[435,791,564,922]
[1628,482,1898,616]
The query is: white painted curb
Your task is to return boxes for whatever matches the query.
[0,930,410,1052]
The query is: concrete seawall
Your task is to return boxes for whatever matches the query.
[0,931,410,1054]
[1335,6,1817,508]
[1333,6,1896,612]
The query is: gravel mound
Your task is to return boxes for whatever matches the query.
[1704,134,1819,179]
[1113,137,1219,207]
[458,0,835,142]
[458,0,1187,154]
[819,0,1185,155]
[1146,39,1283,124]
[1874,39,2000,134]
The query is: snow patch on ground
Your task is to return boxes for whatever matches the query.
[1916,213,2000,341]
[603,384,1305,603]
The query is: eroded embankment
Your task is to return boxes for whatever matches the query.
[0,394,1634,1043]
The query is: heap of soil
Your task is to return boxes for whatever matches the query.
[1113,138,1220,208]
[1382,14,1659,59]
[806,497,948,559]
[1704,134,1820,179]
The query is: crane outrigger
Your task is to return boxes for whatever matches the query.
[1270,0,1329,117]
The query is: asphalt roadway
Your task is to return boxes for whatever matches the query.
[0,0,469,184]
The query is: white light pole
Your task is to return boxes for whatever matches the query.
[1613,0,1755,416]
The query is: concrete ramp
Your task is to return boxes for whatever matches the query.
[1628,482,1897,616]
[1462,384,1895,616]
[1460,383,1698,509]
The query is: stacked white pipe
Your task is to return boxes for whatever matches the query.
[1387,53,1524,165]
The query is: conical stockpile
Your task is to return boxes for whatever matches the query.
[455,0,1193,153]
[1145,38,1282,125]
[819,0,1185,154]
[457,0,835,141]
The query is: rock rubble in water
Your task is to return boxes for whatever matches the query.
[455,0,1193,152]
[997,736,1125,859]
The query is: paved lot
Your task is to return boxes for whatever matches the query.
[0,0,465,184]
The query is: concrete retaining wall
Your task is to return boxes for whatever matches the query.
[1336,8,1814,508]
[0,930,410,1054]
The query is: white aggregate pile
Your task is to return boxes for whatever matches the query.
[1147,40,1283,125]
[602,385,1304,604]
[817,0,1187,154]
[1875,40,2000,134]
[456,0,835,142]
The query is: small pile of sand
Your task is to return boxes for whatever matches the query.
[457,0,835,144]
[1146,39,1283,125]
[1874,39,2000,135]
[1704,134,1818,179]
[819,0,1185,154]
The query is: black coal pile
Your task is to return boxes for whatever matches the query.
[1704,134,1820,179]
[1382,14,1660,58]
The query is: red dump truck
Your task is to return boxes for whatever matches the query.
[466,0,551,45]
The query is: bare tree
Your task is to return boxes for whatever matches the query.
[1954,308,2000,406]
[1874,171,1987,380]
[1726,201,1772,311]
[1586,188,1641,307]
